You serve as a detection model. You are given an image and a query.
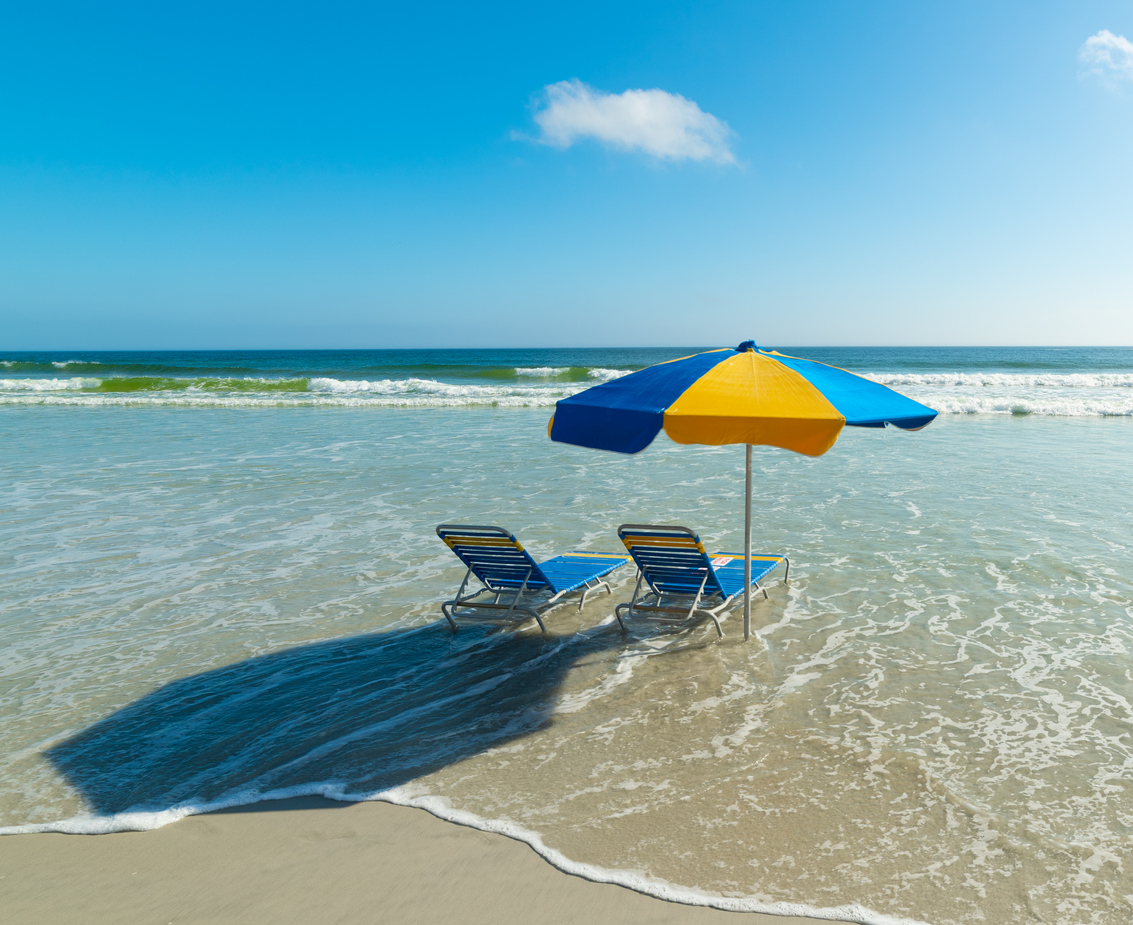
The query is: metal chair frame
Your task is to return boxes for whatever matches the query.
[437,524,624,633]
[441,566,615,633]
[614,523,789,638]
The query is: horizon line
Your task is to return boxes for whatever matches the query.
[3,345,1132,353]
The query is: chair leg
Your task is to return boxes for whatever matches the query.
[577,576,617,613]
[503,571,545,633]
[577,579,595,612]
[685,573,710,623]
[616,572,645,632]
[441,567,473,631]
[515,606,547,633]
[503,569,532,620]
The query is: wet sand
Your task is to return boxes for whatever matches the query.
[0,797,848,925]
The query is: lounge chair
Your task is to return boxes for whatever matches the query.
[436,524,631,632]
[615,524,789,637]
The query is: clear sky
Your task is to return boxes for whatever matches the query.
[2,1,1131,349]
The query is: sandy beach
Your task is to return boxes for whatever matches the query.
[0,797,846,925]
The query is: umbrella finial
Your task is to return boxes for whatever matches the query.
[736,340,757,352]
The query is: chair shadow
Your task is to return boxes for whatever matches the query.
[47,620,625,818]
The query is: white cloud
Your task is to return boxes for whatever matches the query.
[528,79,736,164]
[1079,29,1133,84]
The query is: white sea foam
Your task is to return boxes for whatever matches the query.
[306,376,532,396]
[308,376,409,393]
[855,371,1133,418]
[0,784,925,925]
[0,375,576,407]
[0,387,571,405]
[306,376,575,405]
[515,367,569,376]
[588,367,630,381]
[925,395,1133,416]
[0,377,101,391]
[868,372,1133,389]
[372,790,927,925]
[0,368,1131,417]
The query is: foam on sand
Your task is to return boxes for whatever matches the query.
[0,784,926,925]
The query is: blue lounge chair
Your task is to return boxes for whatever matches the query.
[615,524,789,637]
[436,524,631,632]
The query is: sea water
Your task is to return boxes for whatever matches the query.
[1,347,1131,925]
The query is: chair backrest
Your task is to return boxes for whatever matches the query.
[436,524,550,592]
[617,524,724,597]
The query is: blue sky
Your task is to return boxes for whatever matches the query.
[2,1,1131,349]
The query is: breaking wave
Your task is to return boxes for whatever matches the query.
[864,372,1133,417]
[0,377,102,391]
[868,372,1133,389]
[0,358,636,381]
[0,376,576,407]
[513,367,628,381]
[0,368,1131,415]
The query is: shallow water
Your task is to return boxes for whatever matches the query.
[2,349,1132,925]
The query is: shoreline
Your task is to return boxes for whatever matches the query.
[0,796,862,925]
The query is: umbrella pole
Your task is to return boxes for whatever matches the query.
[743,443,752,641]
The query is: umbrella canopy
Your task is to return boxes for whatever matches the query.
[548,341,938,639]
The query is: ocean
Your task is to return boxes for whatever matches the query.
[2,346,1132,925]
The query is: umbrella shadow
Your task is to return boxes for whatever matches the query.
[47,620,629,818]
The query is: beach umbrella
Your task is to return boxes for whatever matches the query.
[548,341,938,640]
